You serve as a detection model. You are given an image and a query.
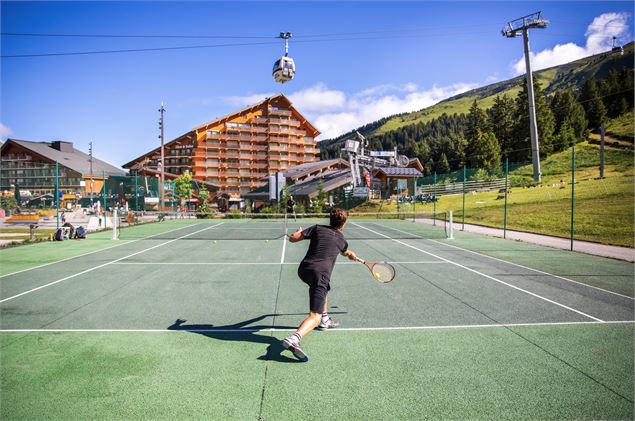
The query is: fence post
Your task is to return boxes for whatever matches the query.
[448,210,454,239]
[433,172,437,226]
[135,174,139,211]
[55,161,59,229]
[570,143,575,251]
[504,158,508,239]
[599,122,605,179]
[462,165,466,231]
[102,171,106,227]
[412,177,417,221]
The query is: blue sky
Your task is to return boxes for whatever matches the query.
[1,1,633,168]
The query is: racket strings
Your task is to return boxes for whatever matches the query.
[372,263,396,283]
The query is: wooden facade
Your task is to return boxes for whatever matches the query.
[123,94,320,196]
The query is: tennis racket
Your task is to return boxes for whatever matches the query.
[356,258,396,283]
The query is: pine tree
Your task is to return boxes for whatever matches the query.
[550,89,587,151]
[579,78,607,129]
[465,100,500,171]
[511,79,556,161]
[488,94,515,158]
[437,153,450,174]
[600,69,621,118]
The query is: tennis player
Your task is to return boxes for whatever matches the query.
[286,195,297,221]
[281,208,360,362]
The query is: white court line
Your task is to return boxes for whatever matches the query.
[427,238,635,301]
[381,223,633,301]
[352,222,604,322]
[1,320,632,333]
[111,261,448,265]
[280,232,288,264]
[0,223,223,304]
[0,222,202,280]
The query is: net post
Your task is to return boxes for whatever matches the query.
[112,208,118,240]
[448,210,454,239]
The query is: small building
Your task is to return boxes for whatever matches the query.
[1,139,126,207]
[242,159,351,210]
[371,165,423,199]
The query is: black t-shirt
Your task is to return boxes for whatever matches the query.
[286,199,295,212]
[299,224,348,277]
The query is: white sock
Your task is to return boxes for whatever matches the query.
[321,312,330,323]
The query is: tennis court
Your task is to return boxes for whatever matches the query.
[1,215,633,421]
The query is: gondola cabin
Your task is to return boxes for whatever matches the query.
[272,56,296,83]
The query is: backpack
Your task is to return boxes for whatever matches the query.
[53,228,65,241]
[75,226,87,239]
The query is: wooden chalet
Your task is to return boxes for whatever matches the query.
[123,94,320,197]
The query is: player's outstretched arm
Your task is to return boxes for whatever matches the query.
[288,227,304,243]
[342,249,361,262]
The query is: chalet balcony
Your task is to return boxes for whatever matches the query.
[268,118,301,127]
[268,109,292,116]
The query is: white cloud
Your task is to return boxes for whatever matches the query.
[288,83,346,112]
[512,12,631,75]
[222,81,477,140]
[0,123,13,139]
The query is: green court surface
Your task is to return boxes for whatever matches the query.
[1,218,633,421]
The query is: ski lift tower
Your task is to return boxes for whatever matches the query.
[342,131,410,189]
[502,11,548,183]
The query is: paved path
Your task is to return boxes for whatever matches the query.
[451,221,634,262]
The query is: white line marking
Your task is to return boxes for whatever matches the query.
[280,236,287,265]
[0,223,223,304]
[427,238,635,301]
[352,222,605,322]
[110,261,448,265]
[1,320,631,333]
[379,223,633,301]
[0,222,202,279]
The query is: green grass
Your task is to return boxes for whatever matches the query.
[0,227,56,242]
[606,110,635,138]
[373,68,558,135]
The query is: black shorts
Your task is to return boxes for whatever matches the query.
[297,266,330,313]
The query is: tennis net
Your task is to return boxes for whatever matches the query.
[112,211,451,241]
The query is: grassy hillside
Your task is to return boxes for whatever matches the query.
[374,43,633,135]
[319,42,634,148]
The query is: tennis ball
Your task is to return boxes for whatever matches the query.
[374,272,381,279]
[265,239,269,243]
[213,240,217,244]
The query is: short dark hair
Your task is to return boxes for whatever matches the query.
[330,208,348,228]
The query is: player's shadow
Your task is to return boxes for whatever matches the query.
[167,314,303,363]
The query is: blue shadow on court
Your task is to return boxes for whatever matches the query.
[167,315,303,363]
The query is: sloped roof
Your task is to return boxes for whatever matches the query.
[2,139,126,177]
[282,158,349,180]
[289,169,353,198]
[374,167,423,177]
[194,94,320,137]
[244,169,353,200]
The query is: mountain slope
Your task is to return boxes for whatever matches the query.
[318,41,634,155]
